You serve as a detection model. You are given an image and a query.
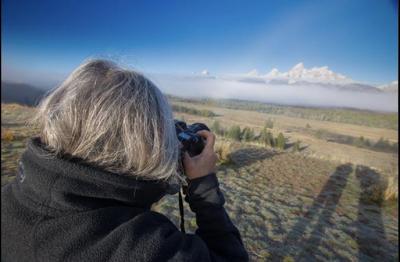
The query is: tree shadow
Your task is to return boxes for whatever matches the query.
[228,147,279,168]
[284,142,309,152]
[284,142,294,150]
[355,165,391,261]
[282,163,353,260]
[299,145,309,151]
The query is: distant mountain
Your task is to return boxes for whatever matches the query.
[378,81,398,93]
[1,82,47,106]
[229,63,385,93]
[267,62,352,84]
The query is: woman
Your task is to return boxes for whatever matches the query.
[1,60,248,261]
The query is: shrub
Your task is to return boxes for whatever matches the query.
[384,176,398,201]
[214,141,233,164]
[227,125,241,141]
[259,127,274,147]
[241,127,255,142]
[372,137,398,153]
[292,140,301,152]
[275,133,286,150]
[356,165,390,204]
[200,109,216,117]
[315,129,324,139]
[374,137,390,149]
[2,129,14,142]
[353,136,365,147]
[211,120,224,136]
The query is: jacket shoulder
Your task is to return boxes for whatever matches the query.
[34,208,210,262]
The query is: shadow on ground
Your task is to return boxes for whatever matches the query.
[355,165,391,261]
[228,147,280,168]
[284,142,309,151]
[280,163,353,260]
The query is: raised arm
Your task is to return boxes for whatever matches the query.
[183,131,249,261]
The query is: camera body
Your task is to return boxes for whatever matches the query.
[174,120,210,157]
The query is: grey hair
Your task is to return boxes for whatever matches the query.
[34,59,181,181]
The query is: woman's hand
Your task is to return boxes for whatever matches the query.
[183,130,218,180]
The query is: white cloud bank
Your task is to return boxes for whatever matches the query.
[378,80,398,93]
[2,62,398,112]
[149,73,398,112]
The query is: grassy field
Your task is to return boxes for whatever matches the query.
[170,100,398,175]
[1,102,398,261]
[168,96,399,130]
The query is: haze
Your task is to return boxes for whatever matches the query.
[149,74,398,112]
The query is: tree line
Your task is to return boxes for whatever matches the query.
[167,95,398,130]
[211,120,300,151]
[312,128,398,154]
[171,105,217,117]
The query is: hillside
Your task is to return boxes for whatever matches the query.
[168,95,398,130]
[1,103,398,261]
[1,82,46,106]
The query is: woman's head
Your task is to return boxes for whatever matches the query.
[35,59,180,181]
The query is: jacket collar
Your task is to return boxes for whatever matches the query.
[17,137,170,214]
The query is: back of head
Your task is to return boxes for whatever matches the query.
[34,59,180,181]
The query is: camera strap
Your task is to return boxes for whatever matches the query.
[178,190,185,233]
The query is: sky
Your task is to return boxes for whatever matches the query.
[1,0,398,87]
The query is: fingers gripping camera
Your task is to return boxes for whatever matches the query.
[174,120,210,157]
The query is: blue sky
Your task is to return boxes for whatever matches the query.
[1,0,398,86]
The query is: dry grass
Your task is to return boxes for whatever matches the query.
[355,165,398,204]
[173,101,398,142]
[384,175,398,201]
[1,129,15,142]
[1,103,26,110]
[214,139,234,164]
[2,102,398,260]
[173,102,398,176]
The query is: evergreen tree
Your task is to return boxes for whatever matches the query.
[227,125,241,141]
[211,120,223,136]
[354,136,365,147]
[259,128,274,147]
[276,133,286,150]
[292,140,301,152]
[242,127,255,142]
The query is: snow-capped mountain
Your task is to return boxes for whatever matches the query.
[378,80,398,93]
[193,63,396,94]
[234,63,383,93]
[200,69,210,76]
[264,62,352,85]
[246,69,260,77]
[190,69,216,79]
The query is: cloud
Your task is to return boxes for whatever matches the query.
[149,73,398,112]
[239,62,354,84]
[1,66,67,89]
[378,80,398,92]
[200,69,210,76]
[2,64,397,112]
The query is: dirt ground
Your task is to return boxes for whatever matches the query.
[2,103,398,261]
[172,101,398,175]
[154,147,398,261]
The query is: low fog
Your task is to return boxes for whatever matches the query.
[2,67,397,112]
[149,74,398,112]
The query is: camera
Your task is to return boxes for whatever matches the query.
[174,120,210,157]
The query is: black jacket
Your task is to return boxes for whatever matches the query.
[1,138,248,262]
